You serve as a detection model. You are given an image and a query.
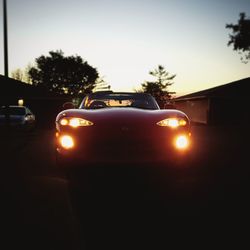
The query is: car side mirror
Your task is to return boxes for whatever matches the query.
[62,102,75,110]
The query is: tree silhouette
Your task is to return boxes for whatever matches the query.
[141,65,176,108]
[11,68,24,82]
[226,12,250,63]
[93,76,111,92]
[28,50,99,95]
[11,64,32,84]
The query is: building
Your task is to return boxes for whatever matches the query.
[173,78,250,125]
[0,74,54,104]
[0,75,71,127]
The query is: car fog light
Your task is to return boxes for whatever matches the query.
[175,135,189,150]
[60,135,74,149]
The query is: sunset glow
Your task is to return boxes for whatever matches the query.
[0,0,249,96]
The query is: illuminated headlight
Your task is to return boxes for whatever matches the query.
[59,117,93,128]
[175,135,189,150]
[59,135,74,149]
[157,118,187,128]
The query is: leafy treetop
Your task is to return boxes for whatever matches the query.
[226,12,250,63]
[141,65,176,108]
[28,50,99,96]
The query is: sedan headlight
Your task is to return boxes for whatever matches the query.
[59,117,94,128]
[157,118,187,128]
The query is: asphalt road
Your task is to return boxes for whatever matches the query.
[1,125,250,249]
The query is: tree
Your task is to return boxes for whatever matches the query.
[28,50,99,95]
[226,12,250,63]
[11,64,33,84]
[93,76,111,92]
[23,63,33,84]
[141,65,176,108]
[11,68,24,82]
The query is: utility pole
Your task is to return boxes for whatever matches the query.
[3,0,9,77]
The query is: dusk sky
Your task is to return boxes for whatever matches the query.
[0,0,250,96]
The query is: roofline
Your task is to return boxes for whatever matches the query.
[174,96,207,102]
[1,105,25,108]
[174,77,250,100]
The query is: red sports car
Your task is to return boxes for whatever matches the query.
[55,91,192,167]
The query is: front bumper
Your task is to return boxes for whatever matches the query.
[55,125,191,166]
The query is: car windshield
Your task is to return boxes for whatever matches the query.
[0,107,26,116]
[80,92,160,110]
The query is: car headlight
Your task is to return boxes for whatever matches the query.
[59,117,94,128]
[59,135,74,149]
[157,118,187,128]
[175,135,189,149]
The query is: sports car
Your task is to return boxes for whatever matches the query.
[55,91,192,167]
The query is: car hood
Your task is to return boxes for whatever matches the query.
[56,108,189,125]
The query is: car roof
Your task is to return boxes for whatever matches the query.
[1,105,26,108]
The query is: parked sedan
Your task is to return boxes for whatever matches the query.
[0,105,36,131]
[55,91,192,168]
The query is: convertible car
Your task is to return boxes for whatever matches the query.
[55,91,192,167]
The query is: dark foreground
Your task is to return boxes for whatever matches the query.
[1,125,250,249]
